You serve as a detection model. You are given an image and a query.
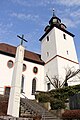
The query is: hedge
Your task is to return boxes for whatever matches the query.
[36,84,80,110]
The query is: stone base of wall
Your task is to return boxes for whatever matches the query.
[50,109,65,118]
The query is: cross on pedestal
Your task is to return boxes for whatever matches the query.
[7,35,27,117]
[17,35,28,45]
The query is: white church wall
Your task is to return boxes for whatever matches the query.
[0,53,44,99]
[0,54,15,95]
[22,60,44,99]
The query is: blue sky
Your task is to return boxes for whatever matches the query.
[0,0,80,62]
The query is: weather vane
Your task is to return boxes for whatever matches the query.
[17,34,28,45]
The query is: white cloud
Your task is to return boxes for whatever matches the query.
[0,23,13,40]
[9,0,29,6]
[56,0,80,6]
[6,23,13,28]
[33,0,55,7]
[56,8,80,28]
[10,12,47,27]
[0,23,7,34]
[9,0,80,29]
[10,0,80,7]
[11,12,27,20]
[10,12,39,22]
[70,9,80,18]
[10,0,55,7]
[62,18,76,28]
[0,23,13,33]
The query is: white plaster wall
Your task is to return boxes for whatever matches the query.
[55,27,78,63]
[44,56,79,90]
[44,57,59,90]
[41,27,78,64]
[41,28,57,63]
[55,27,79,85]
[57,57,79,86]
[0,54,44,99]
[0,54,15,94]
[22,61,44,99]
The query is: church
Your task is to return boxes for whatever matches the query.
[0,12,79,99]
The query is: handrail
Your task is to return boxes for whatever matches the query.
[21,93,41,116]
[20,93,54,120]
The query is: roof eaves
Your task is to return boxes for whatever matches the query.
[39,25,75,41]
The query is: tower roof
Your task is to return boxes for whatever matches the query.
[40,10,74,41]
[49,10,61,27]
[44,10,67,33]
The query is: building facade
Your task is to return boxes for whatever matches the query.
[0,13,79,99]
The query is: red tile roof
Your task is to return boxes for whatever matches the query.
[0,43,44,65]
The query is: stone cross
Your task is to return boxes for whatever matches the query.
[17,35,28,45]
[7,35,27,117]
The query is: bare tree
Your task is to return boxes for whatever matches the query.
[46,74,61,88]
[46,68,80,89]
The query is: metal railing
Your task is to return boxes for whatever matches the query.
[20,93,41,117]
[20,93,56,120]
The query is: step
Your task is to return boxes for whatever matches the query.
[20,98,57,120]
[0,116,33,120]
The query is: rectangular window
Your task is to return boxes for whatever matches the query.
[47,52,49,57]
[63,34,66,39]
[47,83,50,90]
[66,50,69,55]
[47,36,49,41]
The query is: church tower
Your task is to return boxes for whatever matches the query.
[39,11,79,90]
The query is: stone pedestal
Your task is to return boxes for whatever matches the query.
[7,45,24,117]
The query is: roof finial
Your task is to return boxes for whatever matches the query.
[53,9,55,17]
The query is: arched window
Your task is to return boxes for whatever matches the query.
[21,75,24,93]
[23,64,27,72]
[32,78,36,95]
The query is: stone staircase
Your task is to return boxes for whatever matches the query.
[0,95,33,120]
[0,94,59,120]
[20,97,57,120]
